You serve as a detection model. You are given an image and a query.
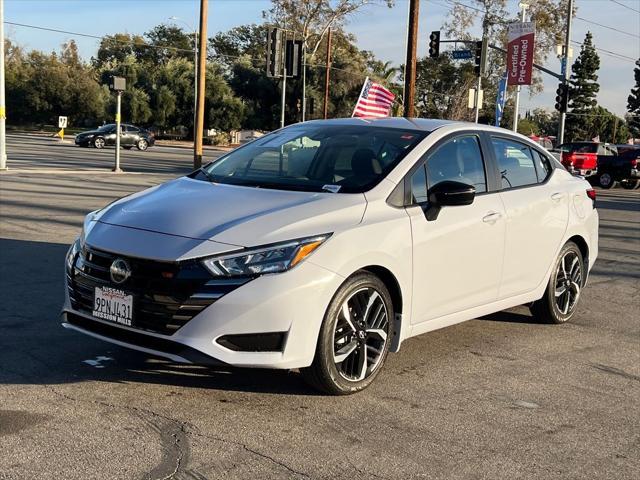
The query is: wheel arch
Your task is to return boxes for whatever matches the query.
[356,265,405,352]
[567,234,589,284]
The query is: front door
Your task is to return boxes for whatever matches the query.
[408,134,506,324]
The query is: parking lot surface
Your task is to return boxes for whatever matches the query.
[1,136,639,479]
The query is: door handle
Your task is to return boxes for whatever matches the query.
[482,211,502,224]
[551,192,566,202]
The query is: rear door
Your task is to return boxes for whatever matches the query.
[489,136,569,298]
[122,125,138,146]
[407,133,506,323]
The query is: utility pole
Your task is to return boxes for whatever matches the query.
[323,27,332,119]
[193,0,208,169]
[513,2,529,133]
[0,0,8,171]
[557,0,573,145]
[403,0,419,118]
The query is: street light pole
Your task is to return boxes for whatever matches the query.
[169,16,198,141]
[403,0,419,118]
[0,0,8,170]
[512,2,529,133]
[557,0,573,145]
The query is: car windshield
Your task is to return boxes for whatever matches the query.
[199,125,427,193]
[97,124,115,132]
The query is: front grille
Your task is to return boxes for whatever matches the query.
[67,246,249,335]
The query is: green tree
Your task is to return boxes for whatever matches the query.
[566,32,600,141]
[627,58,640,137]
[583,107,629,143]
[414,55,476,120]
[142,24,194,64]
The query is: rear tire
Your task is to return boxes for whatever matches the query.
[137,139,149,151]
[597,172,614,189]
[301,272,393,395]
[621,179,639,190]
[530,241,584,324]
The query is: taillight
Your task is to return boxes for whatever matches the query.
[631,158,637,168]
[586,188,596,204]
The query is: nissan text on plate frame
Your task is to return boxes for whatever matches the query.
[62,118,599,395]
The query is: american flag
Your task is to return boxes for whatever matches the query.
[352,77,396,118]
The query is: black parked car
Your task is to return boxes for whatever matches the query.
[75,124,155,151]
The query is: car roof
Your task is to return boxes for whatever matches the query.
[301,117,459,131]
[297,117,543,139]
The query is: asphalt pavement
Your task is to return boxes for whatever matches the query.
[0,135,639,479]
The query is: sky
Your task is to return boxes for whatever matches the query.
[4,0,640,118]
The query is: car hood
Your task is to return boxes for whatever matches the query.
[77,130,102,136]
[96,177,367,247]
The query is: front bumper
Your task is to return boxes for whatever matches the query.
[62,256,344,369]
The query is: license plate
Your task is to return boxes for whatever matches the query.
[93,287,133,326]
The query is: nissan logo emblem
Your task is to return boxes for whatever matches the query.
[110,258,131,284]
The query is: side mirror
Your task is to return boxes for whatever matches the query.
[424,181,475,221]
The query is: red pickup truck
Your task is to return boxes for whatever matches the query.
[555,142,617,178]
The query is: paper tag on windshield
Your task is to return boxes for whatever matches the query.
[322,184,341,193]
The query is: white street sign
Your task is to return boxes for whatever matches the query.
[58,116,68,129]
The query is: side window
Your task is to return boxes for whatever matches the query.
[126,126,139,133]
[491,138,538,189]
[425,136,487,193]
[410,164,428,203]
[532,150,552,182]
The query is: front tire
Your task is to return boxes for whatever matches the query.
[301,273,393,395]
[530,241,584,324]
[597,172,614,189]
[93,137,105,149]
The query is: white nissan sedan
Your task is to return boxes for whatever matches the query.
[62,118,598,394]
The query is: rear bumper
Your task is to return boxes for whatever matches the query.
[567,166,596,177]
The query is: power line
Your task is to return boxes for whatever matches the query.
[570,40,636,62]
[610,0,640,14]
[574,16,640,39]
[3,21,195,54]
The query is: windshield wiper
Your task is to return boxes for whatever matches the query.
[197,167,217,182]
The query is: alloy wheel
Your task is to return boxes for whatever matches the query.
[94,138,105,149]
[332,287,389,382]
[599,173,612,187]
[554,250,582,315]
[138,139,148,151]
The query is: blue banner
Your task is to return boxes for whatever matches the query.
[495,72,508,127]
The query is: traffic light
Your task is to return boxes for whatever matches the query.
[266,27,283,78]
[555,83,569,112]
[474,39,488,77]
[429,31,440,58]
[285,39,303,79]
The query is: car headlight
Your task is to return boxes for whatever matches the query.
[66,237,81,271]
[202,234,331,277]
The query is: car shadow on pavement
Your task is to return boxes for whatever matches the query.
[0,237,319,396]
[479,307,540,324]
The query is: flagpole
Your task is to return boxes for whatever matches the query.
[352,77,369,117]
